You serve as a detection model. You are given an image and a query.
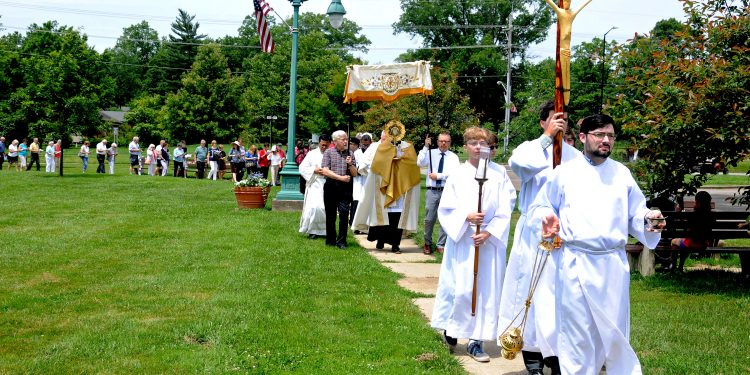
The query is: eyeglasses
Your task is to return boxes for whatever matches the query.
[466,140,489,147]
[437,140,450,143]
[489,145,497,150]
[587,132,617,141]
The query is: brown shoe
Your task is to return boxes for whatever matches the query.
[423,244,433,255]
[437,247,445,254]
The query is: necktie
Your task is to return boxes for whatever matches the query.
[436,152,445,186]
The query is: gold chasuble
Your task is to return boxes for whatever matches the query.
[370,141,421,208]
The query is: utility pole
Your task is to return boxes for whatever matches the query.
[502,7,513,155]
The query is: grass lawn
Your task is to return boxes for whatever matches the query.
[0,152,463,373]
[2,150,749,373]
[703,173,750,186]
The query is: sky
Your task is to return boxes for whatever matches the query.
[0,0,687,65]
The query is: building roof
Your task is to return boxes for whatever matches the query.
[100,110,127,124]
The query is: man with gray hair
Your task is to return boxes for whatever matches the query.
[320,130,358,249]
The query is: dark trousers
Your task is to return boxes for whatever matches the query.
[323,180,352,247]
[27,153,40,171]
[259,166,269,179]
[0,154,4,170]
[522,351,560,374]
[196,161,206,179]
[232,162,245,181]
[174,160,185,177]
[96,154,106,173]
[367,212,403,248]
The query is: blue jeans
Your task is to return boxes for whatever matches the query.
[80,156,89,172]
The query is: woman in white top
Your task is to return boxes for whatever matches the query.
[45,141,56,172]
[268,145,283,186]
[146,144,158,176]
[207,140,219,180]
[8,139,19,171]
[79,141,90,173]
[107,143,118,174]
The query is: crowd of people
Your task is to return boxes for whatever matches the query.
[0,134,305,183]
[297,101,666,375]
[0,137,63,173]
[124,136,292,183]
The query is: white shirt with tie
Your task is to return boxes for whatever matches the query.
[416,147,460,188]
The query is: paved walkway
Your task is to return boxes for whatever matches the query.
[354,233,533,375]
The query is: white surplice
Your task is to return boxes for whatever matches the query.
[497,140,580,350]
[431,161,516,341]
[528,156,661,375]
[352,148,366,202]
[298,148,326,236]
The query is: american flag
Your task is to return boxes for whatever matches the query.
[254,0,275,53]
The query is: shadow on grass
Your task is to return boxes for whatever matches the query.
[633,269,750,298]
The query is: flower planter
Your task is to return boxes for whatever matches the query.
[234,187,269,209]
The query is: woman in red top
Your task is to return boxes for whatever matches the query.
[53,140,62,172]
[258,143,270,179]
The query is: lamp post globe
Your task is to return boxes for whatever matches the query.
[326,0,346,30]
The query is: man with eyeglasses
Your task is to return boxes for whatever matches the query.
[417,133,460,255]
[529,114,665,374]
[498,100,581,375]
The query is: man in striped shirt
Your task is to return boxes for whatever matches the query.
[321,130,358,249]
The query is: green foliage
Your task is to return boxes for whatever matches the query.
[124,94,167,145]
[104,21,160,106]
[394,0,553,129]
[611,0,750,202]
[0,21,113,143]
[144,9,207,95]
[163,44,247,142]
[243,13,371,143]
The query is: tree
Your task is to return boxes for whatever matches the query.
[104,21,160,106]
[162,44,247,142]
[611,0,750,202]
[0,21,114,143]
[144,9,206,95]
[243,13,371,143]
[393,0,554,128]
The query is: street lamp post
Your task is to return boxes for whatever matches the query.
[600,26,617,112]
[266,115,277,145]
[274,0,346,209]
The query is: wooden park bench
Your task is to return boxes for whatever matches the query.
[626,210,750,276]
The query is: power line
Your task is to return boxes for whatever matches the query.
[3,24,535,52]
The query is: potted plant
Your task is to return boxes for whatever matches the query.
[233,172,271,209]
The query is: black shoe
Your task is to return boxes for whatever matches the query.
[528,370,544,375]
[391,246,401,254]
[443,330,457,347]
[376,241,384,250]
[337,244,347,250]
[308,234,318,239]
